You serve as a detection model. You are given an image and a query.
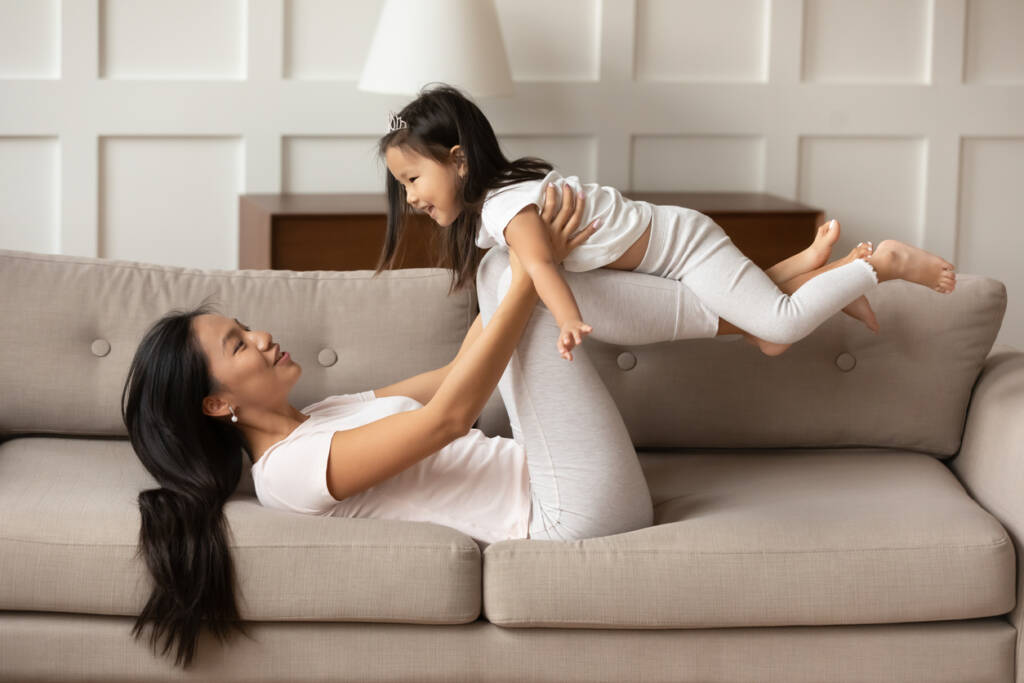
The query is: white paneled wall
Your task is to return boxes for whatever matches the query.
[0,0,60,78]
[801,0,932,83]
[797,137,929,249]
[0,0,1021,347]
[99,137,244,268]
[99,0,247,79]
[632,135,766,192]
[0,136,60,253]
[635,0,769,82]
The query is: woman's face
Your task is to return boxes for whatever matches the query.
[194,313,301,419]
[384,143,465,227]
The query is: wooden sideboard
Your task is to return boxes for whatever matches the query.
[239,192,825,272]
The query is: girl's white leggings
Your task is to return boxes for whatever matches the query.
[635,204,879,345]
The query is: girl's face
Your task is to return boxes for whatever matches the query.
[384,144,466,227]
[193,313,301,420]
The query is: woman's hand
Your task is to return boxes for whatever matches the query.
[538,183,601,265]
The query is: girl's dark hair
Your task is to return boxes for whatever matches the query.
[120,299,254,669]
[375,83,553,294]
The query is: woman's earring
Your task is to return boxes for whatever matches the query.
[228,405,238,423]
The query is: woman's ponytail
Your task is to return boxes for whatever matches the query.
[122,302,253,669]
[132,486,248,667]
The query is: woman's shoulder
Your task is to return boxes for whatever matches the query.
[252,391,379,468]
[296,391,423,433]
[300,390,377,413]
[253,390,421,468]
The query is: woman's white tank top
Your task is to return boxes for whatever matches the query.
[250,390,532,548]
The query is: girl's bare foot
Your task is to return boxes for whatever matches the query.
[842,296,880,333]
[765,219,843,284]
[840,243,881,333]
[807,219,842,270]
[866,240,957,293]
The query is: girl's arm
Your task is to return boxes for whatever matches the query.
[503,205,592,360]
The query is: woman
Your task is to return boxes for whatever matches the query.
[121,183,871,668]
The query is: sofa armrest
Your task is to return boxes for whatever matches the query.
[948,343,1024,681]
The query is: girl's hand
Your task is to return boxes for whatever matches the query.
[557,319,593,361]
[539,183,601,265]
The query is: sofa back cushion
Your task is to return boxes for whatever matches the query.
[0,249,475,438]
[1,249,1007,457]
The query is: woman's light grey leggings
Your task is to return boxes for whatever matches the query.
[475,247,724,542]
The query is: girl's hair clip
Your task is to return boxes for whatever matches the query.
[387,112,409,133]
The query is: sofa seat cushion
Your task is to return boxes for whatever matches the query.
[482,450,1015,628]
[0,437,481,623]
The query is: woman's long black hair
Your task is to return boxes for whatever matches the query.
[121,299,254,669]
[375,83,553,294]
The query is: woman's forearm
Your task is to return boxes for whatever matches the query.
[427,273,538,432]
[448,313,483,370]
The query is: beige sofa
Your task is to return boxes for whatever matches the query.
[1,245,1022,683]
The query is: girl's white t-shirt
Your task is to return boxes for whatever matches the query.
[250,390,532,548]
[477,169,654,272]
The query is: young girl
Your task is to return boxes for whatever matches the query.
[376,84,957,360]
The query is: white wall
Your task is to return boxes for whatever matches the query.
[0,0,1021,347]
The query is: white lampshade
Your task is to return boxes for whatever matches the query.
[358,0,514,98]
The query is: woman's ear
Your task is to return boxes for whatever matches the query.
[201,395,230,419]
